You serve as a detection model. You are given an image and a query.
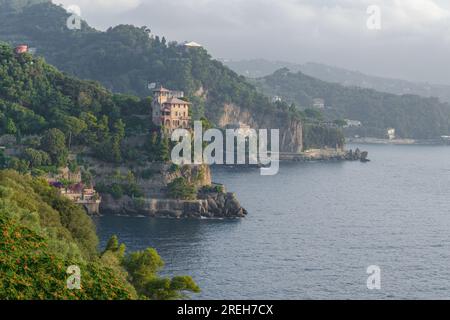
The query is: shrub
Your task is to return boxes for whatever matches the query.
[167,177,197,200]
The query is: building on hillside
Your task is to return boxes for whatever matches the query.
[387,128,396,140]
[14,45,28,54]
[183,41,203,48]
[152,86,191,133]
[312,98,325,109]
[49,180,101,215]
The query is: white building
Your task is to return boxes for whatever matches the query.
[387,128,396,140]
[183,41,203,48]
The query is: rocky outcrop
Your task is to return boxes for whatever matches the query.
[93,160,247,218]
[217,103,303,153]
[345,148,370,162]
[163,164,212,187]
[198,191,248,218]
[100,191,247,219]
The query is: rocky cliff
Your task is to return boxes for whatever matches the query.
[217,103,303,153]
[100,191,247,219]
[88,159,247,218]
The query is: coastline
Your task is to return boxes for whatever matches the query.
[278,148,369,162]
[347,137,450,146]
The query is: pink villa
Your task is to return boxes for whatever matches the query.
[14,45,28,54]
[152,86,191,133]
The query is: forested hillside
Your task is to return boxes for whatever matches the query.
[0,170,200,299]
[0,42,170,174]
[0,0,347,150]
[0,1,277,122]
[225,59,450,105]
[252,69,450,139]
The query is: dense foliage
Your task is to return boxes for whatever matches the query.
[0,42,168,170]
[167,177,197,200]
[0,170,200,299]
[253,69,450,139]
[303,124,345,150]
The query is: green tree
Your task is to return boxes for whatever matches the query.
[167,177,197,200]
[57,115,88,147]
[22,148,50,167]
[5,118,16,134]
[123,248,200,299]
[111,119,125,163]
[304,108,324,121]
[158,134,170,162]
[40,128,68,167]
[105,235,120,252]
[146,132,159,161]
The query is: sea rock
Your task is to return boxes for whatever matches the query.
[360,151,370,162]
[345,149,370,162]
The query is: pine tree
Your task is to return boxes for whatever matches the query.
[158,133,170,162]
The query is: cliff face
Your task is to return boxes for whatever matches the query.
[89,160,247,218]
[217,103,303,153]
[100,192,247,219]
[163,164,212,187]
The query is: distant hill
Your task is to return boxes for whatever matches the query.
[225,59,450,104]
[251,68,450,139]
[221,59,302,79]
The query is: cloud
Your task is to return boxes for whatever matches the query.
[53,0,142,15]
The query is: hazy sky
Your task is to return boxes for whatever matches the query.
[52,0,450,85]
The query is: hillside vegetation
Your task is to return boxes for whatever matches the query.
[0,170,200,299]
[252,69,450,139]
[0,42,174,174]
[0,0,343,150]
[226,59,450,105]
[0,1,279,122]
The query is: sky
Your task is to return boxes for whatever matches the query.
[52,0,450,85]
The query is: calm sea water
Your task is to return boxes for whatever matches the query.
[94,144,450,299]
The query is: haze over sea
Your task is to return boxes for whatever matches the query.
[95,144,450,299]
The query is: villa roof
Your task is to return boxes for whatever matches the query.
[163,97,191,105]
[183,41,202,47]
[153,86,170,92]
